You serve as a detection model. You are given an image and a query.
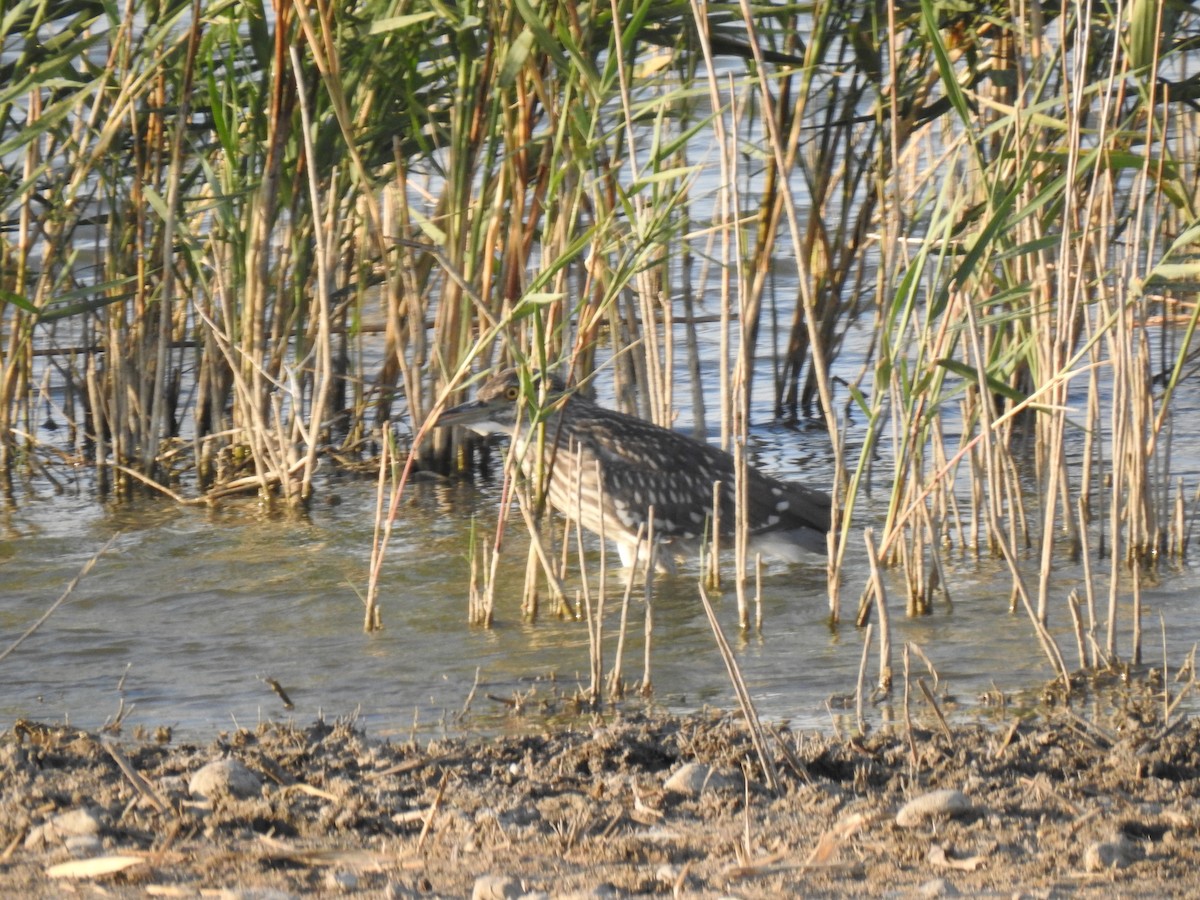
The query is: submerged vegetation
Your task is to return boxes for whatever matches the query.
[3,2,1200,684]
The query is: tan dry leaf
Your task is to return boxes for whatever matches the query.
[287,782,339,802]
[805,812,868,866]
[255,834,388,869]
[928,843,985,872]
[46,855,145,879]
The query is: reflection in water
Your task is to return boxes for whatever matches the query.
[1,476,1198,739]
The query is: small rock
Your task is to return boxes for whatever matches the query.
[663,762,741,796]
[896,790,973,827]
[188,758,262,802]
[23,825,50,851]
[472,874,522,899]
[554,887,619,899]
[1084,835,1135,871]
[64,834,103,857]
[25,808,103,850]
[51,808,103,837]
[917,877,960,897]
[325,869,358,891]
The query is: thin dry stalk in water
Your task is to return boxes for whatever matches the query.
[0,534,121,664]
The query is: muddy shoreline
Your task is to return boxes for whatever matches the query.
[3,691,1200,898]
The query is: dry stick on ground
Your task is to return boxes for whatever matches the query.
[416,770,451,855]
[0,534,120,665]
[696,581,780,792]
[102,739,172,816]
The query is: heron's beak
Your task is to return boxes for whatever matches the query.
[437,400,509,436]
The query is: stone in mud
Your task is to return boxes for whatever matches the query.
[25,807,103,850]
[471,874,522,899]
[896,790,973,827]
[917,877,960,897]
[324,869,358,891]
[663,762,742,796]
[1084,835,1136,871]
[188,758,263,801]
[64,834,103,857]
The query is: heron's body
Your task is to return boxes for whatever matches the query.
[440,369,832,568]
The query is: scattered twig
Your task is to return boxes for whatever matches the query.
[416,770,451,854]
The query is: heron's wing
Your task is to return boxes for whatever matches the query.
[745,468,832,535]
[566,404,832,539]
[553,410,729,540]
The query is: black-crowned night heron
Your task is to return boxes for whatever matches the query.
[439,368,832,568]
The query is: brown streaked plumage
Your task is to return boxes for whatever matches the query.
[439,369,832,568]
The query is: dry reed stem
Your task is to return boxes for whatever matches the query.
[641,507,655,696]
[855,624,872,736]
[696,581,779,792]
[608,523,645,700]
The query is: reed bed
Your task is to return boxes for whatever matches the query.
[2,2,1200,691]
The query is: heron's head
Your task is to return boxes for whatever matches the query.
[437,368,567,435]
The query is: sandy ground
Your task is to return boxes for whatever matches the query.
[3,683,1200,899]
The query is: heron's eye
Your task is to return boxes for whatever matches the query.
[505,385,520,401]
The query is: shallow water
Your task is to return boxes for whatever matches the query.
[4,445,1197,741]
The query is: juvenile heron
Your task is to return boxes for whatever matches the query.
[438,369,832,569]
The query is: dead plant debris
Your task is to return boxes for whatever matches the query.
[3,697,1200,898]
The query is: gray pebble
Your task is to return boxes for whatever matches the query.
[917,877,960,897]
[663,762,742,796]
[554,887,619,899]
[896,789,973,827]
[64,834,103,857]
[25,807,102,850]
[1084,835,1135,871]
[324,869,358,891]
[189,758,263,801]
[51,807,103,837]
[471,874,522,899]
